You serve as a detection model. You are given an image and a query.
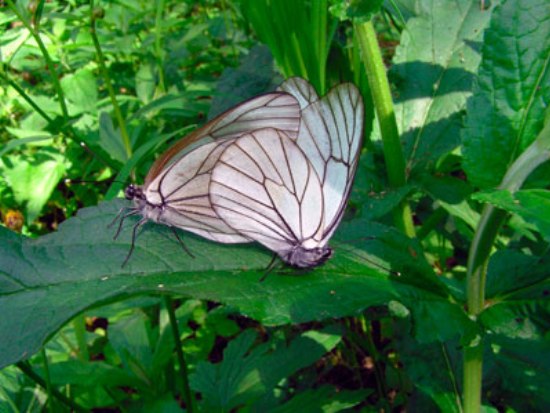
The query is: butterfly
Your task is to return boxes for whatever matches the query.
[114,91,302,265]
[209,79,364,268]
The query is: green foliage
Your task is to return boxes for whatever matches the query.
[240,0,334,94]
[1,0,549,412]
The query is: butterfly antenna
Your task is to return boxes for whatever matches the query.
[341,238,401,277]
[121,217,148,268]
[170,227,195,259]
[259,253,279,282]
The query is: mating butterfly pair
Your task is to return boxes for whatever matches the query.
[116,78,364,269]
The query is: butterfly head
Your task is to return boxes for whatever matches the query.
[124,184,144,201]
[284,245,333,269]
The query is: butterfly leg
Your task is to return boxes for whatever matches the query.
[108,207,127,229]
[170,227,195,259]
[259,253,280,282]
[111,209,140,240]
[121,216,148,268]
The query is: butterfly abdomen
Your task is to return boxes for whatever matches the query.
[282,245,333,268]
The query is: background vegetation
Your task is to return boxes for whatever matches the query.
[0,0,549,412]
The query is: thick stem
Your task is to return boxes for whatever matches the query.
[354,21,415,237]
[463,114,550,413]
[462,344,483,413]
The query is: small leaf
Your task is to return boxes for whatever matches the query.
[135,63,156,104]
[1,150,66,223]
[98,112,128,164]
[270,387,366,413]
[60,68,98,113]
[0,135,53,157]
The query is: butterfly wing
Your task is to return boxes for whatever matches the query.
[141,92,302,243]
[144,92,301,186]
[210,128,326,256]
[277,77,320,109]
[144,139,251,242]
[294,83,364,242]
[210,82,364,261]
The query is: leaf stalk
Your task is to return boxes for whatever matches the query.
[354,21,415,238]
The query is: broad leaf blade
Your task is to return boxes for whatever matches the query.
[0,200,470,368]
[391,0,494,175]
[462,0,550,188]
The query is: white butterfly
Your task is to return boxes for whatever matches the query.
[209,79,364,268]
[115,92,301,265]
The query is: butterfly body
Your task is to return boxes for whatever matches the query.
[124,184,165,224]
[283,245,333,268]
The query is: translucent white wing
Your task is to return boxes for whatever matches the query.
[209,81,364,267]
[144,92,301,186]
[136,92,302,244]
[144,140,249,243]
[294,83,364,242]
[277,77,319,109]
[210,128,325,255]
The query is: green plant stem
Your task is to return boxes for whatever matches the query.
[164,296,195,413]
[463,114,550,413]
[358,316,388,403]
[311,0,328,93]
[0,68,54,123]
[89,1,132,159]
[154,0,166,94]
[463,344,483,413]
[354,21,415,238]
[41,349,55,413]
[72,315,90,362]
[17,361,87,412]
[7,0,70,124]
[441,342,464,412]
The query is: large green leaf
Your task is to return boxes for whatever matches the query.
[0,200,471,368]
[390,0,494,176]
[462,0,550,189]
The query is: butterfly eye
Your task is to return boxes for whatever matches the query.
[124,185,137,200]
